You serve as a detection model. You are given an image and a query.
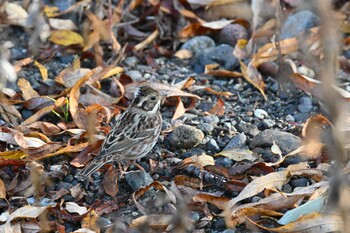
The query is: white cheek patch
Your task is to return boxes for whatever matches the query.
[149,101,160,114]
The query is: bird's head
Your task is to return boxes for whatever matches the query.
[132,85,161,113]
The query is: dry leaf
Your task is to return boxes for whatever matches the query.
[240,60,267,100]
[102,167,119,196]
[215,148,258,162]
[227,171,290,210]
[65,202,88,215]
[0,178,6,199]
[208,98,225,115]
[17,78,40,101]
[49,30,84,46]
[34,61,48,81]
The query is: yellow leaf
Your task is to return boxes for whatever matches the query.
[49,30,84,46]
[0,150,27,160]
[34,61,48,81]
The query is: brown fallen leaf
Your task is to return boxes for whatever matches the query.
[102,167,119,196]
[38,142,89,160]
[172,98,186,120]
[229,207,283,227]
[0,178,6,199]
[22,97,66,125]
[13,57,34,72]
[192,194,230,210]
[69,70,94,129]
[134,29,159,51]
[174,175,203,189]
[17,78,40,101]
[208,98,225,116]
[248,212,343,233]
[215,148,258,162]
[240,60,267,100]
[226,171,290,210]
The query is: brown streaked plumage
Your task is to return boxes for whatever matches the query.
[75,85,162,181]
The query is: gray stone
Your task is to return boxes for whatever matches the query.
[254,109,268,119]
[286,114,295,122]
[125,171,153,191]
[123,56,139,67]
[219,24,248,47]
[198,122,214,133]
[207,138,220,152]
[236,122,259,137]
[202,115,220,124]
[125,70,143,82]
[249,129,301,154]
[181,36,215,55]
[224,133,247,150]
[205,44,239,71]
[262,119,275,128]
[298,96,313,113]
[281,10,320,39]
[169,125,204,149]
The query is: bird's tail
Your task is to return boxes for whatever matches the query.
[75,160,104,181]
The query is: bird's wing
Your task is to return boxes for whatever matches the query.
[96,111,157,158]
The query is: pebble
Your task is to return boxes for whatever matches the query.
[207,138,220,152]
[215,157,234,168]
[56,181,73,190]
[262,119,275,128]
[224,132,247,150]
[125,171,153,191]
[181,36,215,55]
[293,112,309,122]
[202,115,220,124]
[251,196,261,203]
[169,125,204,149]
[205,44,239,71]
[123,56,139,67]
[298,96,313,113]
[181,148,206,159]
[289,177,310,188]
[198,122,214,133]
[285,114,295,122]
[125,70,143,82]
[249,129,302,154]
[281,10,320,39]
[236,122,259,137]
[219,24,249,47]
[282,184,293,193]
[254,109,268,119]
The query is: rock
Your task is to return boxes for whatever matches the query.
[286,114,295,122]
[180,148,206,159]
[236,122,259,137]
[289,177,311,188]
[207,138,220,152]
[215,157,234,168]
[219,24,249,47]
[198,122,214,133]
[202,115,220,124]
[125,171,153,191]
[254,109,268,119]
[281,10,320,39]
[262,119,275,128]
[224,133,247,150]
[294,112,309,122]
[205,44,239,71]
[282,184,293,193]
[123,56,139,67]
[181,36,215,55]
[249,129,301,154]
[298,96,313,113]
[169,125,204,149]
[125,70,143,82]
[56,181,73,190]
[63,174,74,183]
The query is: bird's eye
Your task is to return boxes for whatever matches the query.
[150,96,156,100]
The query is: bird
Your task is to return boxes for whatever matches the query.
[75,85,162,181]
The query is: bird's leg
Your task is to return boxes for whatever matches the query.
[118,160,145,178]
